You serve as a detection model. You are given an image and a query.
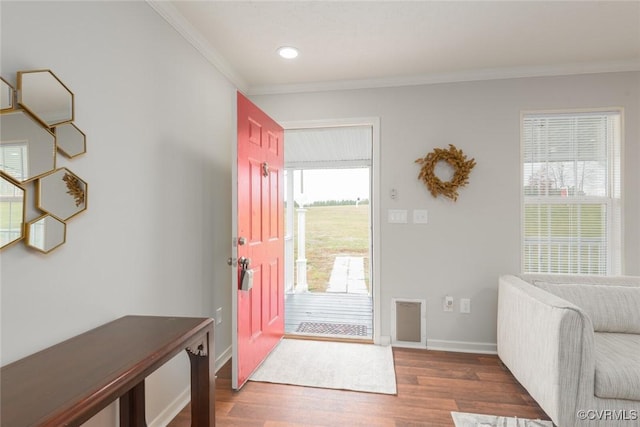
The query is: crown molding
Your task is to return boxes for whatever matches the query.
[248,59,640,96]
[146,0,249,93]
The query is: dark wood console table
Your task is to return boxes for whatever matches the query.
[1,315,215,427]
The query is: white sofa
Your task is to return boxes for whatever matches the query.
[497,274,640,427]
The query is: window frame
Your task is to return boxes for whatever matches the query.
[520,107,623,275]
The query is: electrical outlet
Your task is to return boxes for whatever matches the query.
[444,296,454,312]
[460,298,471,314]
[216,307,223,325]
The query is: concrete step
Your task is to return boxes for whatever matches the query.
[326,256,368,294]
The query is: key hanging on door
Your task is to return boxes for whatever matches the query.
[239,257,253,291]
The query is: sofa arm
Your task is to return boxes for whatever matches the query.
[497,275,593,426]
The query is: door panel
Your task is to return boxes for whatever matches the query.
[234,92,284,389]
[249,159,262,242]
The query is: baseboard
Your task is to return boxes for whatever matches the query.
[386,336,497,354]
[426,339,497,354]
[149,386,190,427]
[391,340,427,349]
[148,346,233,427]
[216,345,232,372]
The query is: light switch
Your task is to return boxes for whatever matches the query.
[460,298,471,314]
[413,209,428,224]
[388,209,408,224]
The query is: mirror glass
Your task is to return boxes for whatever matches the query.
[26,214,66,253]
[1,77,14,111]
[56,123,86,158]
[0,110,56,183]
[38,168,87,221]
[0,174,25,249]
[18,70,73,128]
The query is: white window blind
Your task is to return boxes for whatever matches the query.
[522,110,621,275]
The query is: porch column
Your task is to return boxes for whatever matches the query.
[295,207,308,293]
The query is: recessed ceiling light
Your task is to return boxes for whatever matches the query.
[277,46,299,59]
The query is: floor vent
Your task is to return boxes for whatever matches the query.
[391,298,426,348]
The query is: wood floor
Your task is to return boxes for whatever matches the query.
[168,346,550,426]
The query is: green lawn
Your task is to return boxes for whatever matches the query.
[523,203,607,274]
[0,200,24,246]
[0,201,24,228]
[294,204,370,292]
[524,204,605,237]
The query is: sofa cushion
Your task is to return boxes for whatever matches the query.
[534,282,640,333]
[594,333,640,400]
[524,274,640,287]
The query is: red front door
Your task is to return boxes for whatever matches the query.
[233,92,284,389]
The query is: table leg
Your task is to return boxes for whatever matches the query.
[186,332,215,426]
[119,380,147,427]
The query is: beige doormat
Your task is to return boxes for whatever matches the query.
[250,339,397,395]
[451,411,554,427]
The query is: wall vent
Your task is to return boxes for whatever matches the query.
[391,298,426,348]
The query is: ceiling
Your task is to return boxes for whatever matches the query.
[149,1,640,95]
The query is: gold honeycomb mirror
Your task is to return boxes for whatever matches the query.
[55,123,86,158]
[1,69,87,254]
[1,77,14,111]
[0,110,56,183]
[18,70,74,128]
[26,214,66,253]
[0,173,26,249]
[37,167,87,221]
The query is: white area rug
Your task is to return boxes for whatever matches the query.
[249,339,397,395]
[451,412,554,427]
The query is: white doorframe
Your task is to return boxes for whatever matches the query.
[284,170,295,294]
[280,117,381,345]
[230,96,239,387]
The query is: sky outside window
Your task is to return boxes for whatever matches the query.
[293,168,369,204]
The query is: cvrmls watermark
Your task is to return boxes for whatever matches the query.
[577,409,638,421]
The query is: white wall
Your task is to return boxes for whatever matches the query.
[252,72,640,351]
[2,1,638,423]
[1,2,234,425]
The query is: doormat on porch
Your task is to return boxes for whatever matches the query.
[451,412,553,427]
[295,321,368,336]
[250,339,397,395]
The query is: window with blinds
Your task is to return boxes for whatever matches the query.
[521,110,622,275]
